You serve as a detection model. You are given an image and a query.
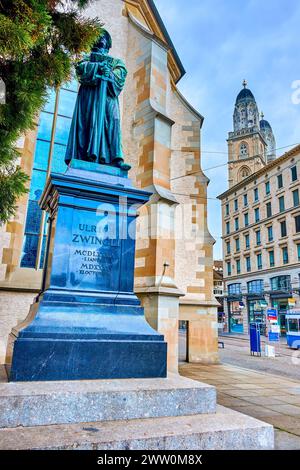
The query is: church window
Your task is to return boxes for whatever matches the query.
[21,80,78,269]
[240,142,249,158]
[239,166,250,181]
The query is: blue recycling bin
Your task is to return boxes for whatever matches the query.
[250,323,261,356]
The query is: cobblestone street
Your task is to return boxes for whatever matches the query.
[180,332,300,449]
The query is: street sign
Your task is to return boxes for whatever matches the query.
[268,332,280,342]
[267,308,278,321]
[271,324,280,333]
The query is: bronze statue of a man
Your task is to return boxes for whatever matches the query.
[65,30,130,171]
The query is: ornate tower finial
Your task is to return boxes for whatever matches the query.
[260,111,264,119]
[242,79,247,88]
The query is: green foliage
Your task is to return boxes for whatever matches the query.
[0,165,29,224]
[0,0,102,223]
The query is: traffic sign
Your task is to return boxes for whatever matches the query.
[267,308,278,321]
[268,332,280,342]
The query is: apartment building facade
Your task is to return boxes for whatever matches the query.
[219,145,300,334]
[218,83,300,334]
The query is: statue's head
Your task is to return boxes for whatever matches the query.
[92,29,112,53]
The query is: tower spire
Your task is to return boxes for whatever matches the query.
[242,79,247,88]
[260,111,264,119]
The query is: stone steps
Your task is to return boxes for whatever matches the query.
[0,374,216,428]
[0,406,274,450]
[0,374,274,450]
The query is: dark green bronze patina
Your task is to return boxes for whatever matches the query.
[65,30,130,171]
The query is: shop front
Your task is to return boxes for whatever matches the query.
[271,298,289,335]
[270,275,292,336]
[247,297,267,336]
[246,279,267,334]
[227,283,244,334]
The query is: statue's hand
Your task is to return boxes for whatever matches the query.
[101,64,111,77]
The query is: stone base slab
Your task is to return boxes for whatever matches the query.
[0,374,216,428]
[0,406,274,450]
[10,337,167,382]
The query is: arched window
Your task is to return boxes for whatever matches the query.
[228,283,242,295]
[238,166,250,182]
[247,280,264,294]
[240,142,249,159]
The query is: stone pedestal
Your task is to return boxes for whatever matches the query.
[8,161,167,381]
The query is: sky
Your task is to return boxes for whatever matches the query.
[155,0,300,259]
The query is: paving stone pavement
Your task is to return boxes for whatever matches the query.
[179,362,300,450]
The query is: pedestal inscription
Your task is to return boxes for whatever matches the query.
[9,166,167,381]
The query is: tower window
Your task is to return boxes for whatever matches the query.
[238,166,251,182]
[240,142,249,158]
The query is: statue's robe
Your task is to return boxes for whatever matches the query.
[65,53,127,165]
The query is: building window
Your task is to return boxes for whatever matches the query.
[214,281,223,296]
[243,194,248,206]
[291,165,298,182]
[244,212,249,227]
[297,244,300,261]
[226,241,231,255]
[235,238,240,252]
[280,220,287,237]
[257,253,262,270]
[227,262,232,276]
[277,174,283,189]
[236,259,241,274]
[235,217,239,231]
[245,233,250,249]
[293,189,300,207]
[271,275,291,291]
[248,279,264,294]
[254,187,259,202]
[267,225,273,242]
[266,202,272,218]
[282,247,289,264]
[254,207,260,223]
[226,221,230,235]
[234,199,238,211]
[245,256,251,272]
[225,203,229,216]
[228,283,241,295]
[256,230,261,246]
[269,250,275,267]
[20,82,78,268]
[240,142,249,158]
[279,196,285,213]
[295,215,300,233]
[265,181,270,195]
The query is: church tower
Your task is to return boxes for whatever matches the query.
[227,80,274,188]
[260,112,276,162]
